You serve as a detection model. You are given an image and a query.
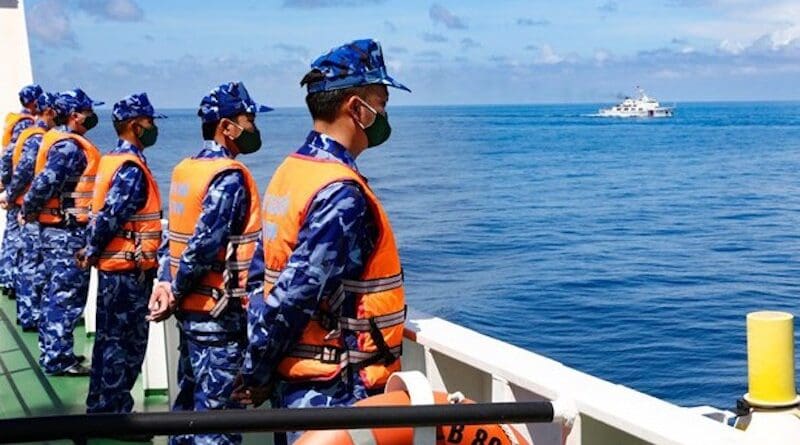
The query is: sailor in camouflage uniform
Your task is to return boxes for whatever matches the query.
[21,88,103,376]
[0,83,44,299]
[234,39,409,445]
[80,93,166,413]
[5,92,59,331]
[150,81,270,445]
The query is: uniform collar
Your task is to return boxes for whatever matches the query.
[35,120,48,129]
[56,124,79,135]
[114,139,147,164]
[300,131,359,171]
[199,140,235,159]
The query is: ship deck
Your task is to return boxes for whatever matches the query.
[0,292,273,445]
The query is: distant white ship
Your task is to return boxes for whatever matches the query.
[599,87,674,118]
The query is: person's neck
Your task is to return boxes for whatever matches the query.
[313,121,366,159]
[120,135,142,150]
[212,135,238,158]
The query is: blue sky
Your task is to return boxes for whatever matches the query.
[25,0,800,107]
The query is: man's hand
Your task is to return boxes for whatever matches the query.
[75,248,96,270]
[0,192,8,211]
[147,281,176,322]
[19,211,36,226]
[231,373,273,407]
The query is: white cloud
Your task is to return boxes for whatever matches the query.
[28,0,78,48]
[532,44,563,64]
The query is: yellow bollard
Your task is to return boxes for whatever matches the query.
[744,311,800,408]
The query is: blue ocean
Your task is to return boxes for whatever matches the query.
[89,102,800,409]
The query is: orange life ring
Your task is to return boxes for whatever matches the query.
[295,390,531,445]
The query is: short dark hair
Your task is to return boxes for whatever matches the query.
[201,121,219,140]
[300,69,378,122]
[113,118,131,136]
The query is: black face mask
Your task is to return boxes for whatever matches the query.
[355,98,391,147]
[235,127,262,154]
[138,124,158,148]
[81,112,98,131]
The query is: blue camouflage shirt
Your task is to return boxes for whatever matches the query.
[2,111,35,188]
[22,125,88,221]
[7,120,48,204]
[85,139,149,259]
[242,131,377,388]
[157,141,249,299]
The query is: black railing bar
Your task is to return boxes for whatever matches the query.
[0,401,555,443]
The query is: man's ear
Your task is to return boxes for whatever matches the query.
[220,118,241,139]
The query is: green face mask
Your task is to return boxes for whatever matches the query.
[356,99,391,148]
[235,127,262,154]
[81,112,98,131]
[138,124,158,148]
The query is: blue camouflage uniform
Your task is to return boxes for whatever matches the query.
[240,39,409,445]
[0,84,43,293]
[160,82,271,445]
[7,92,58,329]
[85,93,166,413]
[21,88,103,374]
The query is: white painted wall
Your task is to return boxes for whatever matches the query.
[0,0,34,115]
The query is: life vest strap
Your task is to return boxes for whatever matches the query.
[168,230,192,243]
[63,207,89,216]
[62,191,93,199]
[228,231,260,244]
[287,344,403,368]
[117,229,162,240]
[127,211,162,222]
[342,273,403,294]
[190,285,249,318]
[264,268,404,294]
[98,251,157,260]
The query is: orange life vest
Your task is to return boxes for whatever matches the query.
[2,112,34,148]
[263,154,405,389]
[295,390,532,445]
[10,126,47,206]
[33,130,101,225]
[168,156,261,316]
[91,152,163,272]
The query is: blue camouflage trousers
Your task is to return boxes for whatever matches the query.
[86,270,153,413]
[15,222,43,329]
[272,371,372,445]
[170,313,246,445]
[0,207,21,290]
[38,225,90,374]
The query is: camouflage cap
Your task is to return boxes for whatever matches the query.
[54,88,105,117]
[35,92,58,112]
[19,84,44,106]
[112,92,167,122]
[306,39,410,94]
[197,81,273,123]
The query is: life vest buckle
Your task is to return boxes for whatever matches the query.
[320,346,342,365]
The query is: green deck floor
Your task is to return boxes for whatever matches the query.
[0,293,272,444]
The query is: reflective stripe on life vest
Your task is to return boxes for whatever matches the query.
[263,153,405,389]
[33,130,101,225]
[168,156,261,316]
[91,152,163,272]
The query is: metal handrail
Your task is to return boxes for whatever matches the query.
[0,401,555,443]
